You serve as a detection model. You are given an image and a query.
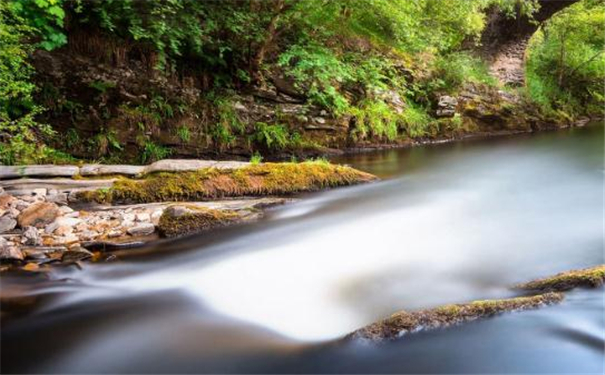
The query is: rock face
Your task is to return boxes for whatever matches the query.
[436,96,458,118]
[17,202,60,228]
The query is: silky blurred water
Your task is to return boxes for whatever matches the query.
[2,124,603,373]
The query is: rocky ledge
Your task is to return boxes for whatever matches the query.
[347,264,604,343]
[0,159,376,272]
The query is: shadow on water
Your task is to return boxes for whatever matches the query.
[1,124,603,373]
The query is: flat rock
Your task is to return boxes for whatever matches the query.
[142,159,249,175]
[127,223,156,236]
[79,164,145,177]
[0,165,79,180]
[18,202,60,228]
[1,179,116,193]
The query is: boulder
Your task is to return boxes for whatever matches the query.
[0,216,17,233]
[17,202,60,228]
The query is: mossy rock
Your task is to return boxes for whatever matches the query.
[349,292,564,342]
[514,265,605,293]
[77,161,377,204]
[158,205,242,238]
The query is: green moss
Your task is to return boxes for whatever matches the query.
[158,206,241,238]
[350,292,564,342]
[515,265,605,293]
[77,161,377,204]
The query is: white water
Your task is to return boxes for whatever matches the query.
[67,126,603,342]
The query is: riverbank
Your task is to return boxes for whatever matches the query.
[0,160,376,272]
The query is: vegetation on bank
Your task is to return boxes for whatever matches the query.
[0,0,603,165]
[78,161,377,204]
[525,0,604,117]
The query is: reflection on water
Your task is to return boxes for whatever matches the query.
[2,125,603,373]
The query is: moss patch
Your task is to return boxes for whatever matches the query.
[78,161,377,204]
[514,265,605,293]
[158,206,242,238]
[350,292,564,342]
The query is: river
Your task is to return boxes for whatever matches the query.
[1,124,603,373]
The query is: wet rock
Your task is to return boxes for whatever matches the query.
[348,292,564,342]
[127,223,156,236]
[514,265,605,292]
[0,216,17,233]
[22,246,66,260]
[17,202,60,228]
[21,226,43,246]
[61,247,93,263]
[0,238,24,262]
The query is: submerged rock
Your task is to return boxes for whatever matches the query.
[158,205,241,238]
[348,293,564,342]
[514,265,605,292]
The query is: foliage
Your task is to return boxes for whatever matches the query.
[176,126,191,143]
[425,52,497,94]
[141,141,171,164]
[525,0,605,115]
[0,1,68,165]
[10,0,67,51]
[250,122,290,150]
[250,152,263,165]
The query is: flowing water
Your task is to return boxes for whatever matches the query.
[2,125,603,373]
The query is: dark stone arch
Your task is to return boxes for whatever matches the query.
[479,0,578,85]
